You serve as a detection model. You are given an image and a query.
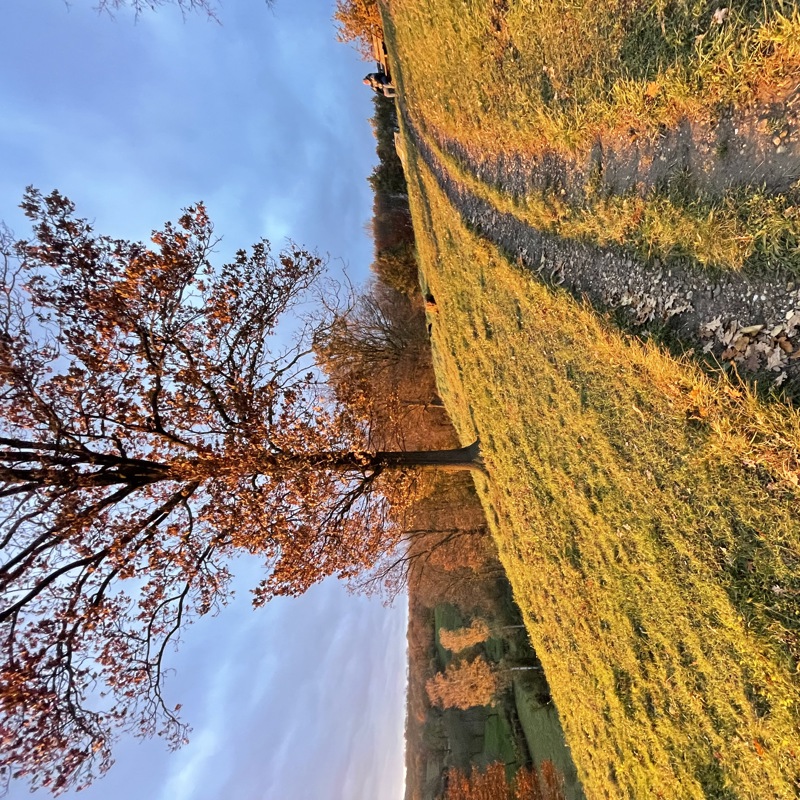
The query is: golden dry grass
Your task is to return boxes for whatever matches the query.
[382,0,800,275]
[403,136,800,798]
[386,0,800,156]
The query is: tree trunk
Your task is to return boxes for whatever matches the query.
[0,439,486,488]
[371,439,484,473]
[249,440,485,476]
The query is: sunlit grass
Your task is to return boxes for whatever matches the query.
[383,0,800,276]
[413,131,800,274]
[403,135,800,798]
[386,0,800,157]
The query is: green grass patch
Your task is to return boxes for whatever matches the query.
[482,708,518,769]
[434,603,465,667]
[514,680,585,800]
[484,635,506,662]
[404,138,800,799]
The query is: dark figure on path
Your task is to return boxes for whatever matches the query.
[363,72,396,97]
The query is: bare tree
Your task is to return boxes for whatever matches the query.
[88,0,276,21]
[317,280,447,453]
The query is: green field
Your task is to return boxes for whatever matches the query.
[514,680,585,800]
[482,709,518,767]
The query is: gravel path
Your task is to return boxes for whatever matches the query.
[405,111,800,391]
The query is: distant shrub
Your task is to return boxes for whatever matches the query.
[426,655,499,709]
[373,243,418,296]
[444,761,567,800]
[439,619,491,653]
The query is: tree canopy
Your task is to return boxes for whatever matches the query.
[0,190,480,793]
[333,0,383,60]
[425,655,499,710]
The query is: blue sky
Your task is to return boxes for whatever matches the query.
[0,1,408,798]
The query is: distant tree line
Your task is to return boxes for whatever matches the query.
[444,762,566,800]
[369,95,418,297]
[319,93,496,601]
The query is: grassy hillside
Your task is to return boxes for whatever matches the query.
[383,0,800,276]
[401,139,800,798]
[386,0,800,155]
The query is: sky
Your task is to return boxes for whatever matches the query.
[0,1,408,798]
